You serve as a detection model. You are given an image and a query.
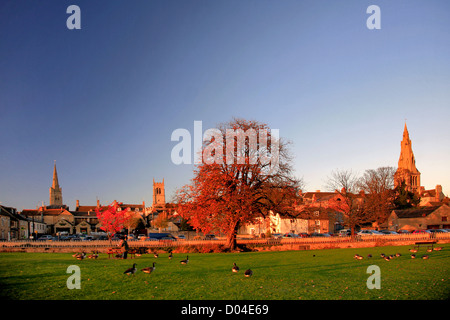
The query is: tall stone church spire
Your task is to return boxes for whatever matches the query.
[49,161,63,207]
[394,123,421,192]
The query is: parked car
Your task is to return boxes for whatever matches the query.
[271,233,283,239]
[397,229,410,234]
[379,230,398,235]
[203,234,217,240]
[338,229,351,236]
[283,233,299,238]
[310,232,331,237]
[37,235,53,241]
[412,229,431,234]
[428,229,449,233]
[357,230,384,236]
[297,233,309,238]
[146,233,177,241]
[177,234,186,240]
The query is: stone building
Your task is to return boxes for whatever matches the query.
[387,204,450,231]
[152,178,166,213]
[0,206,12,240]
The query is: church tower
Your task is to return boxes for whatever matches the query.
[152,178,165,207]
[394,123,421,192]
[49,162,63,207]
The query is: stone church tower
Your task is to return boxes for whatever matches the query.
[152,178,165,207]
[394,123,421,192]
[49,162,63,207]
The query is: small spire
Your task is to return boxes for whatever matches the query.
[403,121,409,140]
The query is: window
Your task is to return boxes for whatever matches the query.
[442,216,448,222]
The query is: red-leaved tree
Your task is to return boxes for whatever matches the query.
[176,118,302,250]
[95,201,131,242]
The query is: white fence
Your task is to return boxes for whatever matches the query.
[1,232,449,249]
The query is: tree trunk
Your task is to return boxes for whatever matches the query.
[224,221,240,251]
[225,234,237,251]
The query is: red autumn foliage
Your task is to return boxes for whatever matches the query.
[176,118,302,250]
[95,201,131,239]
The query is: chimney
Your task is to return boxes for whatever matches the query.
[97,199,100,208]
[436,185,443,202]
[76,200,79,208]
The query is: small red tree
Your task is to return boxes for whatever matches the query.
[95,201,131,242]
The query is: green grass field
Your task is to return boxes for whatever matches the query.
[0,244,448,300]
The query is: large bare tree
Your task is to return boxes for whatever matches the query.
[325,169,366,235]
[357,166,396,226]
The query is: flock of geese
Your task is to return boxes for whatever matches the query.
[73,245,445,277]
[72,250,253,277]
[122,254,253,277]
[353,246,443,261]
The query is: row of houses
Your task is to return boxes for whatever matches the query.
[1,205,46,240]
[240,186,450,236]
[0,200,168,240]
[2,185,449,240]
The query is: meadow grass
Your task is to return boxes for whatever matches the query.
[0,244,448,300]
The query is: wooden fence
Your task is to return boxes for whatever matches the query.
[1,232,449,249]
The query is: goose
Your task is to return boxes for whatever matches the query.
[384,256,390,261]
[76,252,86,260]
[380,253,386,258]
[124,263,137,275]
[422,255,429,260]
[409,249,417,253]
[153,253,159,258]
[180,256,189,264]
[434,247,443,251]
[353,254,360,259]
[411,254,416,259]
[244,269,253,277]
[395,253,401,257]
[426,248,433,253]
[168,252,173,260]
[356,255,363,260]
[141,262,156,274]
[232,263,240,273]
[367,254,372,258]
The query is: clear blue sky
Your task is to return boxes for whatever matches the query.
[1,0,449,210]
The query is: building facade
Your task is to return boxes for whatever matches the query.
[388,204,450,231]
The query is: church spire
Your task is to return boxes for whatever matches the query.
[49,161,63,207]
[52,161,60,189]
[403,121,409,140]
[395,123,421,192]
